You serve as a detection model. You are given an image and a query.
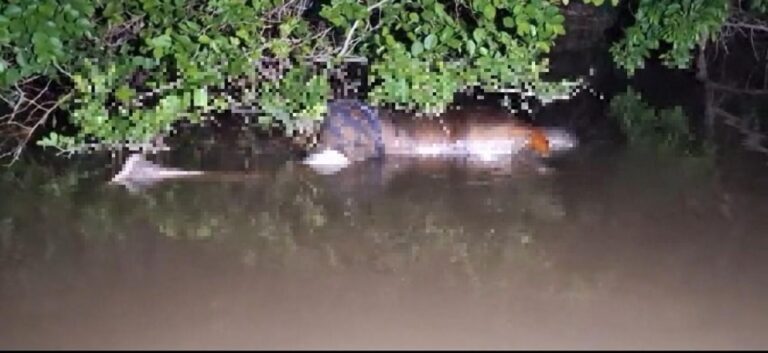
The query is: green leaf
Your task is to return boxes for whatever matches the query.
[149,34,172,49]
[424,34,437,50]
[517,22,530,36]
[115,85,136,103]
[4,5,22,17]
[411,41,424,56]
[466,40,476,56]
[439,26,454,42]
[103,2,120,18]
[49,36,63,49]
[75,17,91,29]
[503,16,515,28]
[552,24,565,35]
[152,47,164,59]
[473,28,486,43]
[483,5,496,20]
[192,88,208,108]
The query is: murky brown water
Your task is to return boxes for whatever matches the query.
[1,133,767,349]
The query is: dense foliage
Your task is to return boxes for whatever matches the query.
[0,0,765,158]
[610,87,694,150]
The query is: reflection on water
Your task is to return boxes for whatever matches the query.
[1,134,767,349]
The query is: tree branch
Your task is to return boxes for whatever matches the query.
[338,20,361,58]
[704,79,768,95]
[714,107,768,155]
[0,79,73,165]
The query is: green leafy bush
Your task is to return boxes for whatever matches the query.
[609,0,729,75]
[1,0,594,155]
[1,0,757,158]
[609,88,695,150]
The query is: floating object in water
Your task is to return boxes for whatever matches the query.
[110,154,262,192]
[306,102,579,174]
[314,99,385,163]
[111,154,204,185]
[539,127,579,156]
[302,148,351,175]
[112,101,579,184]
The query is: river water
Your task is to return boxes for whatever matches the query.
[1,45,767,349]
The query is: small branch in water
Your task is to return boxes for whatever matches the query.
[722,20,768,33]
[704,80,768,95]
[719,10,768,60]
[714,107,768,155]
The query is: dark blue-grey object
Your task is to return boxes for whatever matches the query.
[317,99,385,162]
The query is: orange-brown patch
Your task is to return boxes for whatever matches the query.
[528,129,550,157]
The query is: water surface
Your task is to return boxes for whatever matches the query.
[2,44,768,349]
[1,131,767,349]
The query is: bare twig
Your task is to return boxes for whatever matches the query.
[336,0,391,59]
[367,0,391,12]
[103,15,145,49]
[338,19,361,58]
[722,21,768,33]
[0,77,77,164]
[52,60,74,81]
[9,92,72,163]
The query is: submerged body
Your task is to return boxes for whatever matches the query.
[112,100,579,188]
[379,109,574,159]
[307,100,578,169]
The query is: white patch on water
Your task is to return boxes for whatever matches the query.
[111,154,204,184]
[409,139,529,160]
[302,132,576,175]
[302,148,351,175]
[414,144,455,156]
